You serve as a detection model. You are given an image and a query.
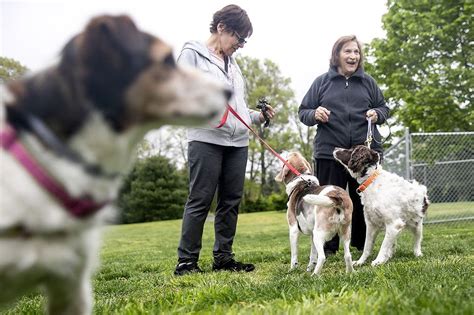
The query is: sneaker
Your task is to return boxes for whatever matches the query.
[212,259,255,272]
[174,261,203,276]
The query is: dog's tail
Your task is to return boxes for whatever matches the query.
[303,194,334,207]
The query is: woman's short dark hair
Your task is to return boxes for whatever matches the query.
[329,35,364,69]
[209,4,253,38]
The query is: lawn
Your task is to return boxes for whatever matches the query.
[424,201,474,222]
[4,210,474,314]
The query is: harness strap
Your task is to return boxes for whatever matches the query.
[0,125,108,218]
[225,104,301,177]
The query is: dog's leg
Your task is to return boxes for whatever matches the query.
[46,276,92,315]
[340,226,354,273]
[311,229,328,275]
[354,221,378,266]
[307,234,317,272]
[372,220,404,266]
[289,223,300,270]
[411,221,423,257]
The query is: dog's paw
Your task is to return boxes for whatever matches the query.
[306,262,316,272]
[414,250,423,257]
[371,259,387,266]
[353,259,365,266]
[290,262,299,270]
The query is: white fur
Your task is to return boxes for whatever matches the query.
[356,166,427,266]
[277,161,353,276]
[340,161,428,267]
[0,53,227,314]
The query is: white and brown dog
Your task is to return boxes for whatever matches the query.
[333,145,429,266]
[275,152,354,275]
[0,15,229,314]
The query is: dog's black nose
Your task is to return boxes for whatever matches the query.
[224,88,232,101]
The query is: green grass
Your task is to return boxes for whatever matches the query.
[425,201,474,221]
[4,211,474,315]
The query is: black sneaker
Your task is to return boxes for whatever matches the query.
[174,262,203,276]
[212,259,255,272]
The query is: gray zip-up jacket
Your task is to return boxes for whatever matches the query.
[299,66,390,159]
[177,41,261,147]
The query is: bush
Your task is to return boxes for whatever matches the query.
[241,192,287,213]
[118,156,187,223]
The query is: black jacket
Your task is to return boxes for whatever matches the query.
[299,66,390,159]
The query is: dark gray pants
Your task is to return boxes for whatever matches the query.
[177,141,248,265]
[314,158,366,252]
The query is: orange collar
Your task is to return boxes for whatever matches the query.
[357,169,381,193]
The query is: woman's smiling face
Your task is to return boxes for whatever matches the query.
[337,41,360,77]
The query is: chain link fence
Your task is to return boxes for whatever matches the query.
[383,130,474,225]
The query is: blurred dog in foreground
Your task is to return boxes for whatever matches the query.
[275,152,354,275]
[0,15,228,314]
[333,145,429,266]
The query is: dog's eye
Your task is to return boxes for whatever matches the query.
[163,54,176,67]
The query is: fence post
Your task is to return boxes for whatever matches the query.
[405,127,411,180]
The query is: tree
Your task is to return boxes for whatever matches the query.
[118,155,188,223]
[365,0,473,132]
[237,55,300,196]
[0,57,28,82]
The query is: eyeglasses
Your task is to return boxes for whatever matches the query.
[233,31,247,45]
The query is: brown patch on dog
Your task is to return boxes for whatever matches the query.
[315,186,353,231]
[275,152,312,185]
[422,196,430,214]
[333,147,353,167]
[287,182,324,226]
[347,145,379,173]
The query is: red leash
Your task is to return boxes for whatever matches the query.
[224,105,301,177]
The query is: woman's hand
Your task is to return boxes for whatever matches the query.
[314,106,331,123]
[366,109,378,123]
[259,105,276,122]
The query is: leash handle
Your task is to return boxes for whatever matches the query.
[365,118,373,149]
[226,104,301,177]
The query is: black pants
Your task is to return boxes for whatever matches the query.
[177,141,248,265]
[314,158,366,252]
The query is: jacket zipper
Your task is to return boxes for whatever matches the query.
[345,78,352,145]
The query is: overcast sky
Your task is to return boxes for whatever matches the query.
[1,0,387,102]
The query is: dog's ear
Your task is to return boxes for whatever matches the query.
[302,158,313,174]
[74,15,153,130]
[348,145,379,172]
[79,15,151,77]
[275,165,289,182]
[372,151,380,164]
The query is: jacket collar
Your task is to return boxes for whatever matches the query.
[327,66,365,80]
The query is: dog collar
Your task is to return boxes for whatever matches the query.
[0,124,108,218]
[357,169,381,193]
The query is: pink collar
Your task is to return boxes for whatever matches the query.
[1,124,107,218]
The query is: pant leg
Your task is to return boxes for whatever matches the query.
[348,177,366,250]
[213,146,248,264]
[314,159,350,252]
[177,142,223,263]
